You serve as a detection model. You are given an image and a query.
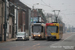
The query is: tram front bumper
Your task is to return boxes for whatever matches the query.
[47,36,56,39]
[33,36,41,39]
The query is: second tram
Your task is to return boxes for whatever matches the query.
[45,23,63,40]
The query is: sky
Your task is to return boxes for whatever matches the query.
[20,0,75,27]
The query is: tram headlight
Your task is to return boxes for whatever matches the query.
[38,34,41,36]
[34,35,36,36]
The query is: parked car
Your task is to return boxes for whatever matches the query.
[16,32,29,41]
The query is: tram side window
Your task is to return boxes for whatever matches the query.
[41,26,43,32]
[59,26,63,31]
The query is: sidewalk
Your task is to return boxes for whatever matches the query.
[0,38,16,43]
[0,36,31,43]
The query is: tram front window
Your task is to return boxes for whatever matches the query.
[47,26,58,34]
[32,26,41,32]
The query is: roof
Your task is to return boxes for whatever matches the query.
[15,0,31,9]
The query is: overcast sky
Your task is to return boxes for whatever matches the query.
[20,0,75,27]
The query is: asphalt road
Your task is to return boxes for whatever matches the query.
[0,32,75,50]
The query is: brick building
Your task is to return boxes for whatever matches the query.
[31,9,46,23]
[13,0,31,35]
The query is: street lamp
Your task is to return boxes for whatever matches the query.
[32,3,39,9]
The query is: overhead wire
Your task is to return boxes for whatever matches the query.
[41,0,54,9]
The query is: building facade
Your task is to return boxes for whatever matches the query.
[0,0,17,41]
[31,9,46,23]
[0,0,5,41]
[13,0,31,35]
